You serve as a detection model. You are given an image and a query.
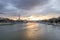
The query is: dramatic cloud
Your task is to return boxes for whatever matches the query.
[10,0,49,10]
[0,0,60,17]
[40,0,60,15]
[0,0,8,14]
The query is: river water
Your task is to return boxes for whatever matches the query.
[0,22,60,40]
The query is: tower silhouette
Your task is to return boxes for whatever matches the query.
[18,13,20,20]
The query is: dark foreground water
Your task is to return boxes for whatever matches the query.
[0,22,60,40]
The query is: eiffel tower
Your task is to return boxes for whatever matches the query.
[18,13,20,20]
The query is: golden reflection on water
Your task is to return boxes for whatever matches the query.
[25,22,39,40]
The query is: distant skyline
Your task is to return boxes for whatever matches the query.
[0,0,60,18]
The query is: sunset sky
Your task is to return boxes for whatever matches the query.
[0,0,60,19]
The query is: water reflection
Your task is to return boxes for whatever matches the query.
[25,22,60,40]
[25,22,39,40]
[1,22,60,40]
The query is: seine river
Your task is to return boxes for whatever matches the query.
[0,22,60,40]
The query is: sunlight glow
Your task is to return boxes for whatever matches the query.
[26,22,39,39]
[9,16,56,20]
[20,15,57,21]
[1,15,58,20]
[28,16,41,21]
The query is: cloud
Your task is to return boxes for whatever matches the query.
[0,0,49,16]
[0,0,60,17]
[31,0,60,15]
[10,0,49,10]
[0,0,8,14]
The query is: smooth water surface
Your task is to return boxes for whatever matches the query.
[0,22,60,40]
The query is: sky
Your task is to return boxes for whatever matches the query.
[0,0,60,18]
